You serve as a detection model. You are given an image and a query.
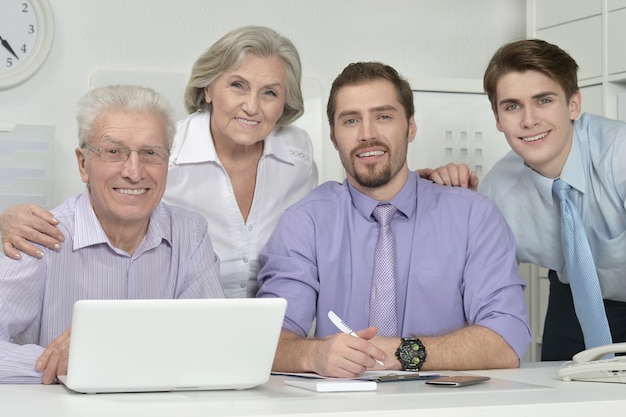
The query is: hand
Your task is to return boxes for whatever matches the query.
[0,204,64,260]
[36,326,72,384]
[311,327,386,378]
[418,163,479,191]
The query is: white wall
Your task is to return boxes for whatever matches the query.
[0,0,525,207]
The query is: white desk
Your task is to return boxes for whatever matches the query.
[2,362,625,416]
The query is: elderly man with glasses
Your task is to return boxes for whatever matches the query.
[0,85,224,385]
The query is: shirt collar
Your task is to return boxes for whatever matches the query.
[262,126,300,165]
[73,191,172,256]
[73,191,109,249]
[347,170,417,221]
[171,111,295,166]
[559,127,586,194]
[526,168,556,205]
[172,111,217,164]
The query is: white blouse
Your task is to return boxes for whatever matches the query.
[164,111,318,298]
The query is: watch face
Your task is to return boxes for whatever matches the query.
[0,0,54,88]
[399,340,426,367]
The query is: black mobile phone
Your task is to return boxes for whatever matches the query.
[425,375,490,387]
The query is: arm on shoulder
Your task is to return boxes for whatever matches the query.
[0,204,64,260]
[416,163,480,191]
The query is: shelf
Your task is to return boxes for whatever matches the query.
[608,73,626,83]
[409,78,483,94]
[579,77,603,88]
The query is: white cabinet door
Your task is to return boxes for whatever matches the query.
[581,84,603,115]
[608,9,626,75]
[537,16,602,81]
[608,0,626,11]
[536,0,601,28]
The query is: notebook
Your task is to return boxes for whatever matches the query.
[56,298,287,394]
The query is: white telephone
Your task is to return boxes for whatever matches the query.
[557,343,626,383]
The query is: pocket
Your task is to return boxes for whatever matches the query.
[589,227,626,301]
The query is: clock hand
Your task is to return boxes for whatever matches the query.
[0,36,20,60]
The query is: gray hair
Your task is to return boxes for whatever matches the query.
[76,85,176,147]
[184,25,303,126]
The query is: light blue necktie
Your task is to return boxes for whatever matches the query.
[553,179,613,351]
[369,203,398,337]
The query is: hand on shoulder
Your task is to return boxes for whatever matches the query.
[417,163,479,192]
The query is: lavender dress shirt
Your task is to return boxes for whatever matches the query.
[257,171,531,360]
[0,191,224,383]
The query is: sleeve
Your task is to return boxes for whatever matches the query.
[612,128,626,209]
[175,212,224,300]
[256,208,319,337]
[0,343,45,384]
[0,255,47,383]
[462,196,532,361]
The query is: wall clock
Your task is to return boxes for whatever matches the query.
[0,0,54,89]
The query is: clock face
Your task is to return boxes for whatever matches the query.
[0,0,54,89]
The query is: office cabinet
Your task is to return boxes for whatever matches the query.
[580,84,603,115]
[608,8,626,76]
[536,16,602,81]
[528,0,626,118]
[609,0,626,11]
[535,0,601,29]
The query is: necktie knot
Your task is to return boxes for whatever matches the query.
[553,178,572,202]
[373,203,397,227]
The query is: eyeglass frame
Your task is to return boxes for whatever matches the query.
[81,143,171,165]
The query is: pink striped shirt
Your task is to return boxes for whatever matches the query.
[0,191,224,383]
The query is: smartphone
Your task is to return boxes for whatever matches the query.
[425,375,490,387]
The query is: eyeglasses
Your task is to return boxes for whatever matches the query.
[83,144,170,165]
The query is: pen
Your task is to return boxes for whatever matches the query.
[328,310,385,366]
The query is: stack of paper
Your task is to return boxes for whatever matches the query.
[279,370,443,393]
[284,379,377,392]
[0,125,55,212]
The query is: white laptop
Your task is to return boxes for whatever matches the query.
[57,298,287,394]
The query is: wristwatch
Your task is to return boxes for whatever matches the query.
[395,337,427,371]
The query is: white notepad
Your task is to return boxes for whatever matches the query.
[284,379,377,392]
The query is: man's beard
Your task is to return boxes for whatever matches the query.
[353,163,392,188]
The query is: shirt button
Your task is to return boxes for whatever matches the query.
[248,225,253,231]
[240,283,247,288]
[243,257,248,263]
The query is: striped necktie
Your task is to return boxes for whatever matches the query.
[553,178,613,351]
[369,203,398,337]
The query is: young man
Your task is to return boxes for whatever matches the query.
[0,85,224,384]
[256,62,531,377]
[425,39,626,360]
